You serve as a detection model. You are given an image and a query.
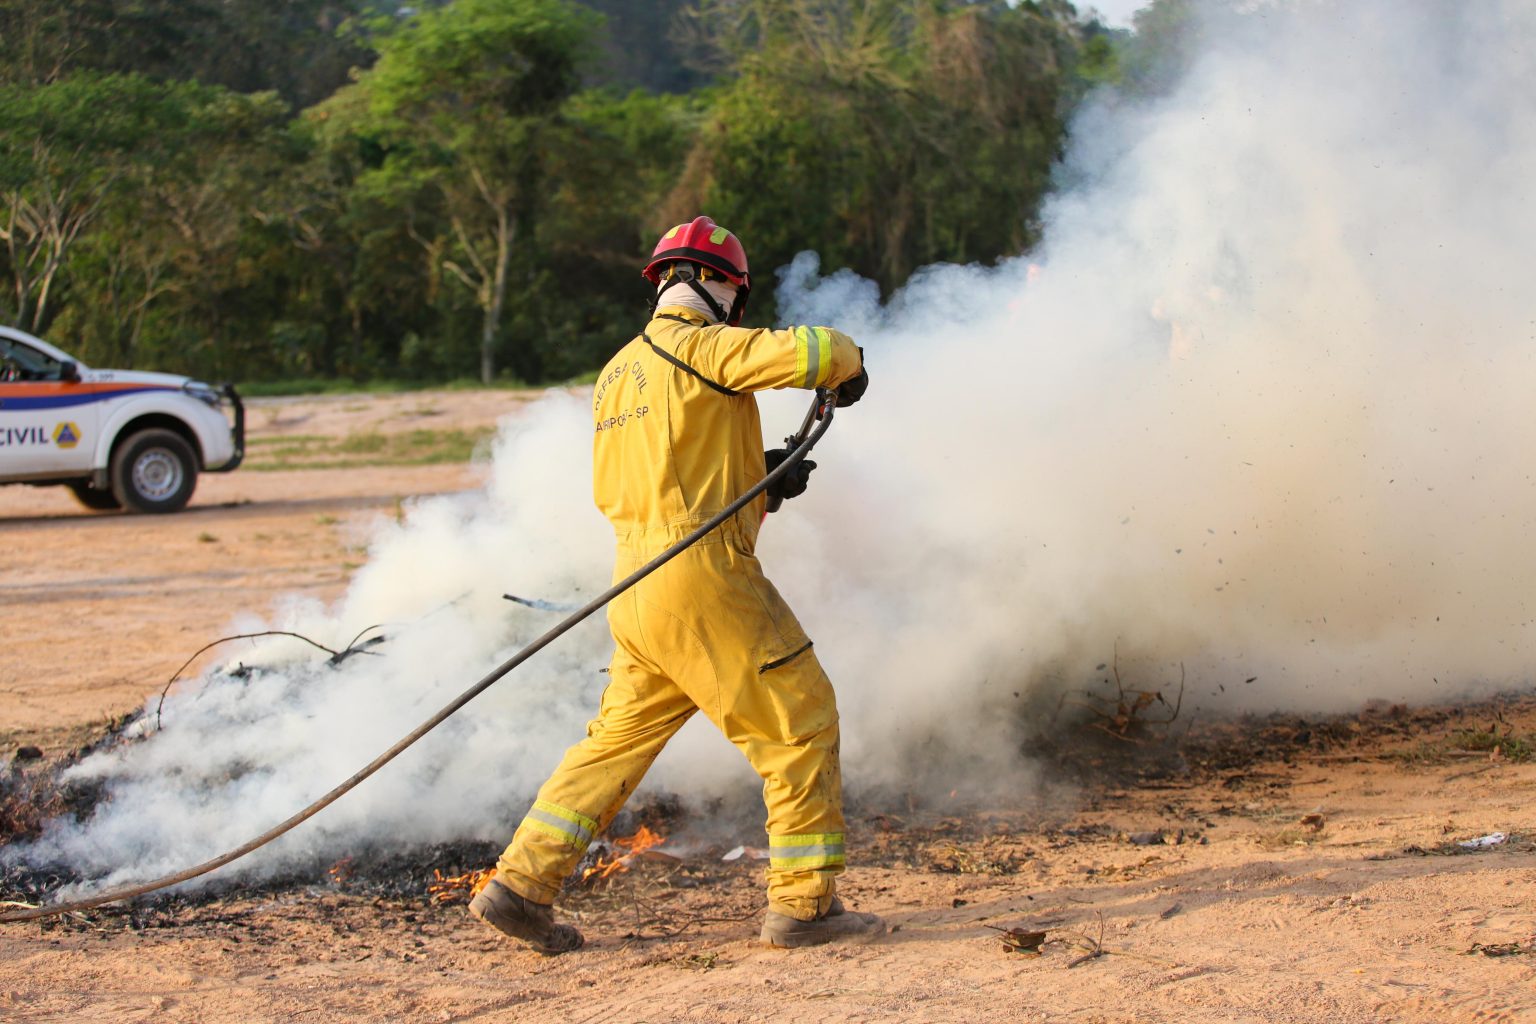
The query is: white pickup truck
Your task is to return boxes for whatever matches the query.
[0,326,244,513]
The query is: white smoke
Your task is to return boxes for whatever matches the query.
[779,0,1536,778]
[13,0,1536,888]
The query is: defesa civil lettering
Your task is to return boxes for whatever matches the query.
[594,405,649,434]
[0,426,49,446]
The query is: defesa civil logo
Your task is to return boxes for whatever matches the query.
[53,422,81,449]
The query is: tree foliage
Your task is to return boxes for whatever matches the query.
[665,0,1083,318]
[344,0,599,382]
[0,74,287,356]
[0,0,1127,385]
[0,0,378,106]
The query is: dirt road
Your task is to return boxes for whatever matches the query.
[2,391,1533,1023]
[0,390,505,750]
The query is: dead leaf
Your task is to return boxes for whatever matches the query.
[988,926,1047,954]
[1465,941,1530,958]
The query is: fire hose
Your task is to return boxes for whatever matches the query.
[1,387,839,924]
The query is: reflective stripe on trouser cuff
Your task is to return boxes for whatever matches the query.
[519,799,599,850]
[768,832,846,870]
[794,327,832,388]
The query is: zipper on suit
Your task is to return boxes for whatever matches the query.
[759,639,814,674]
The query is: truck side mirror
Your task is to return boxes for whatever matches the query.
[59,361,81,383]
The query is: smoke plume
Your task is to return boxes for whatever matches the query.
[11,0,1536,889]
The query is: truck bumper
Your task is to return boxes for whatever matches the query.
[208,384,245,473]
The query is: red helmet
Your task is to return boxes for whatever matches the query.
[643,216,750,288]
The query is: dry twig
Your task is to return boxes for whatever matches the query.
[1062,910,1179,970]
[1065,912,1108,968]
[620,891,762,940]
[154,628,385,729]
[1061,646,1186,742]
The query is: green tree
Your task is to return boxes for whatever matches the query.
[0,0,374,108]
[344,0,599,383]
[574,0,711,94]
[183,0,378,110]
[270,85,449,380]
[0,0,210,86]
[516,87,706,379]
[0,0,1094,387]
[666,0,1082,318]
[0,73,180,333]
[6,77,293,373]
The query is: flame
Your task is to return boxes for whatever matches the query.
[327,856,355,883]
[581,825,667,883]
[428,867,495,905]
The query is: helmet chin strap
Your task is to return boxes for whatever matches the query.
[653,266,731,324]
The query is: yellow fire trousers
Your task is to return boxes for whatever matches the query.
[495,521,845,921]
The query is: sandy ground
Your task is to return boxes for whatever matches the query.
[0,389,514,750]
[2,390,1534,1023]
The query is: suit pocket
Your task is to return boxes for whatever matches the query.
[759,638,814,674]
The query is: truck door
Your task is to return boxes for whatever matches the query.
[0,338,100,478]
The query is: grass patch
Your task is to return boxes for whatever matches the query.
[1396,728,1536,765]
[334,432,390,455]
[239,378,422,398]
[1444,729,1535,761]
[245,426,497,471]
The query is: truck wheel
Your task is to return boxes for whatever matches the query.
[68,481,123,512]
[111,429,198,514]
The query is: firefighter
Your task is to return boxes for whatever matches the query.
[470,216,881,953]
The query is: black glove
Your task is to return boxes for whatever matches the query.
[764,447,816,504]
[835,360,868,408]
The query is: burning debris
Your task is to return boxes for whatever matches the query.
[1,717,131,855]
[428,867,494,905]
[6,694,1534,933]
[580,825,672,884]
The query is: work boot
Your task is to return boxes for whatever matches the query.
[760,897,885,949]
[468,878,584,955]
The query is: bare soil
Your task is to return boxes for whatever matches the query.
[2,391,1533,1024]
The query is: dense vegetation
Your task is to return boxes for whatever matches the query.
[0,0,1179,386]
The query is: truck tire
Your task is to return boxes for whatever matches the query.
[68,481,123,512]
[111,428,198,514]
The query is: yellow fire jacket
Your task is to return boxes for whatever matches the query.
[592,306,865,554]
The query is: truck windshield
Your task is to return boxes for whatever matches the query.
[0,338,66,382]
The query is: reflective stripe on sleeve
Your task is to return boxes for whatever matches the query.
[768,832,846,870]
[519,800,599,850]
[793,327,833,388]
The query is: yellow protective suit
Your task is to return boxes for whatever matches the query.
[494,306,864,921]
